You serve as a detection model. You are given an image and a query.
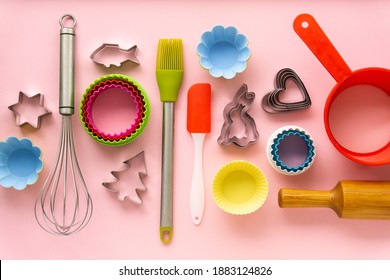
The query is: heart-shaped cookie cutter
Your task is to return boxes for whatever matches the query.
[217,84,259,147]
[262,68,311,113]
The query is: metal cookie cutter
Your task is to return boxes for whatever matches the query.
[266,125,315,175]
[90,43,140,68]
[261,68,311,113]
[102,151,147,205]
[218,84,259,147]
[8,91,52,128]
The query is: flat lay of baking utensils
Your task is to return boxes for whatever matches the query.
[156,38,183,244]
[34,15,93,236]
[197,25,251,79]
[218,84,259,147]
[0,137,43,190]
[266,126,315,175]
[8,91,52,128]
[187,83,211,225]
[103,151,147,205]
[90,44,139,68]
[294,13,390,165]
[261,68,311,113]
[80,74,150,146]
[212,160,268,215]
[279,181,390,219]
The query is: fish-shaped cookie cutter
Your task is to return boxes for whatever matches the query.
[90,43,140,68]
[261,68,311,113]
[217,84,259,147]
[8,91,52,128]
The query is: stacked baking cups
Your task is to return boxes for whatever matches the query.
[80,74,150,146]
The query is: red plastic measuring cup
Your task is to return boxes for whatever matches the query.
[294,13,390,166]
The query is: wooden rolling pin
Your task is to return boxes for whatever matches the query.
[279,181,390,219]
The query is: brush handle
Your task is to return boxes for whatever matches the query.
[160,102,174,243]
[190,133,206,225]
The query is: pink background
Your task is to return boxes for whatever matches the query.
[1,0,390,260]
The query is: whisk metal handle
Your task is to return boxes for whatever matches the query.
[59,15,76,116]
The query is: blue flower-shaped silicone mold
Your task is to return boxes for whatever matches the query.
[0,136,43,190]
[197,25,251,79]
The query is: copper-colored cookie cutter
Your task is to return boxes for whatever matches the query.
[90,43,140,68]
[102,151,147,205]
[8,91,52,128]
[261,68,311,113]
[217,84,259,147]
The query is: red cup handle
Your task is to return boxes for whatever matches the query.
[294,14,352,83]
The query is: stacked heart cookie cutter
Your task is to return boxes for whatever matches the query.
[262,68,312,113]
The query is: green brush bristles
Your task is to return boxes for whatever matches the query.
[156,38,184,102]
[156,39,183,71]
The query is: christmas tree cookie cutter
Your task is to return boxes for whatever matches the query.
[8,91,52,128]
[217,84,259,147]
[102,151,147,205]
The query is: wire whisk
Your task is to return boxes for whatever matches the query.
[35,116,93,235]
[34,15,93,236]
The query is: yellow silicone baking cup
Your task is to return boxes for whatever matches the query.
[212,160,268,215]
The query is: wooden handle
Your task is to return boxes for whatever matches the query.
[278,188,333,208]
[279,181,390,219]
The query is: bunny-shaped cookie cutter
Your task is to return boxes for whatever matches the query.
[218,84,259,148]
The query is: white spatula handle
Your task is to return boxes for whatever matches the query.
[190,133,206,225]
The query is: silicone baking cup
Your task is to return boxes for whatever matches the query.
[80,74,150,146]
[212,160,268,215]
[0,137,43,190]
[197,25,251,79]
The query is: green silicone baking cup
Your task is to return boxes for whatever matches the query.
[80,74,150,146]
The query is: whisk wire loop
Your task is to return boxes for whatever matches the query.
[35,116,93,236]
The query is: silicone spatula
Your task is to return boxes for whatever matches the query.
[187,83,211,225]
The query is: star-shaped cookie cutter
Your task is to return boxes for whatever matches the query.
[8,91,52,128]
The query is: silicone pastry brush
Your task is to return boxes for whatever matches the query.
[156,39,183,243]
[187,83,211,225]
